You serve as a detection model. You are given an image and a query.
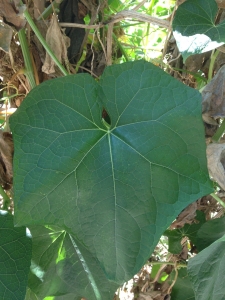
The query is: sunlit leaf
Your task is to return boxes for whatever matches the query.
[173,0,224,61]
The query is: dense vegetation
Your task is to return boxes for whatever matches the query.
[1,0,225,299]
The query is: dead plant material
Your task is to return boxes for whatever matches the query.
[0,22,13,53]
[171,202,197,228]
[58,0,85,64]
[207,143,225,191]
[107,23,113,66]
[0,0,26,30]
[42,15,70,74]
[216,0,225,8]
[79,46,106,77]
[0,131,13,190]
[33,0,46,19]
[106,10,170,29]
[202,65,225,125]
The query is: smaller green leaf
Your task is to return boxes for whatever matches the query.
[108,0,124,10]
[188,235,225,300]
[182,210,206,247]
[196,216,225,251]
[164,211,206,254]
[170,268,195,300]
[0,210,32,300]
[172,0,224,61]
[164,230,182,254]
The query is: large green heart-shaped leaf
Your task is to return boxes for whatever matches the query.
[0,210,32,300]
[10,61,212,298]
[172,0,224,61]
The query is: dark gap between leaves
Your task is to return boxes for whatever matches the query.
[102,108,111,126]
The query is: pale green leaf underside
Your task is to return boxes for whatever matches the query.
[172,0,225,61]
[10,60,212,298]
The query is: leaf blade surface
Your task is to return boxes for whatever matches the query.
[188,235,225,300]
[0,210,32,300]
[10,60,212,296]
[172,0,225,60]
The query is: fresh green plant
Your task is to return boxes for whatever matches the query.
[8,60,212,299]
[2,0,225,299]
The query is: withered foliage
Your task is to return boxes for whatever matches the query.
[0,131,13,190]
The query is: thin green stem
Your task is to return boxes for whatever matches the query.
[37,0,63,21]
[143,0,155,56]
[112,32,129,62]
[24,10,69,76]
[148,261,187,268]
[0,93,25,101]
[0,185,11,211]
[208,49,220,83]
[18,29,36,89]
[211,193,225,209]
[212,118,225,142]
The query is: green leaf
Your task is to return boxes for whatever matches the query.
[171,268,195,300]
[108,0,123,11]
[181,210,206,246]
[164,210,206,254]
[10,60,212,297]
[188,235,225,300]
[0,210,32,300]
[196,216,225,251]
[25,226,117,300]
[164,230,183,254]
[172,0,224,61]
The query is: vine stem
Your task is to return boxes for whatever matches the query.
[23,10,69,76]
[148,261,187,268]
[208,49,220,83]
[18,29,36,89]
[210,193,225,209]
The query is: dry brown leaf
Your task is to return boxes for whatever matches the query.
[216,0,225,8]
[0,0,26,30]
[0,131,14,190]
[33,0,46,19]
[0,22,13,52]
[202,65,225,125]
[171,202,197,228]
[207,143,225,190]
[42,15,70,74]
[138,293,154,300]
[13,0,21,10]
